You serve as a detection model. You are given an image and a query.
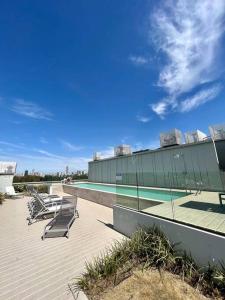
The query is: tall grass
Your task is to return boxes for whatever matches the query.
[75,227,225,299]
[14,184,48,194]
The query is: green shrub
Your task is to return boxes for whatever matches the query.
[14,184,26,193]
[36,185,48,194]
[0,193,5,205]
[75,227,225,299]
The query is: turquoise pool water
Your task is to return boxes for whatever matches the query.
[73,182,188,202]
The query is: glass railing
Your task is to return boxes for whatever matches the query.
[115,151,225,235]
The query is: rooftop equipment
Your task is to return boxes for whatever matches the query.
[93,152,101,161]
[185,130,207,144]
[160,129,182,148]
[114,145,132,157]
[0,161,17,174]
[209,124,225,141]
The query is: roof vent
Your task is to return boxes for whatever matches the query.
[93,152,101,161]
[209,124,225,141]
[185,130,207,144]
[160,129,182,148]
[114,145,132,157]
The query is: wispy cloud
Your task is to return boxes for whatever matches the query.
[150,0,225,117]
[0,140,90,172]
[129,55,150,66]
[11,99,53,120]
[179,85,221,113]
[35,149,63,159]
[136,115,151,123]
[60,140,83,151]
[0,141,26,150]
[98,147,114,159]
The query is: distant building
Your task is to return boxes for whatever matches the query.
[65,166,69,175]
[24,170,29,176]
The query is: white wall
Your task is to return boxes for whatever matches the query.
[0,175,14,193]
[114,205,225,267]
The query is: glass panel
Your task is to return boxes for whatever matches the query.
[113,141,225,235]
[115,155,139,210]
[169,142,225,235]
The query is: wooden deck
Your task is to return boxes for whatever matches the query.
[0,196,123,300]
[143,191,225,235]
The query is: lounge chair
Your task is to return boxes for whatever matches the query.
[26,185,59,199]
[42,198,79,240]
[27,193,68,216]
[27,187,63,211]
[5,186,23,198]
[27,194,75,225]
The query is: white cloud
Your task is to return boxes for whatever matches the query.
[97,147,114,159]
[179,85,221,112]
[151,101,169,119]
[150,0,225,116]
[129,55,150,66]
[60,140,83,151]
[136,115,151,123]
[11,99,53,120]
[133,140,159,151]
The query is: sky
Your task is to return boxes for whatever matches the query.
[0,0,225,173]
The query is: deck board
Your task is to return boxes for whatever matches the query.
[143,191,225,235]
[0,196,123,300]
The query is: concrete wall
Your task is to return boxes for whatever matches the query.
[0,175,14,193]
[62,184,117,208]
[113,205,225,267]
[51,183,162,209]
[89,140,225,192]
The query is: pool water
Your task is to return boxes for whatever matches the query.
[73,182,188,202]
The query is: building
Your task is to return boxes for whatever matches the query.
[0,162,17,193]
[24,170,29,176]
[65,166,69,175]
[88,138,225,192]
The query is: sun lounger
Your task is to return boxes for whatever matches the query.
[26,185,59,199]
[27,195,75,225]
[42,198,79,240]
[27,187,63,212]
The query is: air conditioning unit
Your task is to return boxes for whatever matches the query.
[114,145,132,157]
[185,130,207,144]
[160,129,182,148]
[209,124,225,141]
[93,152,101,161]
[0,161,17,174]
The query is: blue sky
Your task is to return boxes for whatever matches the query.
[0,0,225,173]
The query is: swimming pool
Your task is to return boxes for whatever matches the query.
[73,182,188,202]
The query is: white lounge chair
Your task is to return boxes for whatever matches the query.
[27,194,75,225]
[5,186,23,198]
